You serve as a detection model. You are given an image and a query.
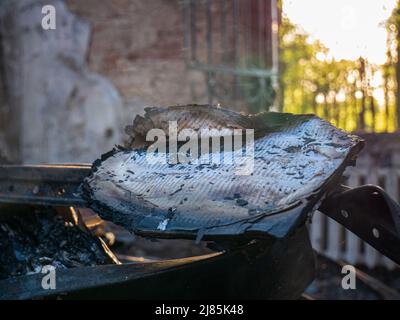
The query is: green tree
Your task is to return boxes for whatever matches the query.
[385,1,400,131]
[279,15,389,132]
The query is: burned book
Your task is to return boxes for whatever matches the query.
[81,105,364,241]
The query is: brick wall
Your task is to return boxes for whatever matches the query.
[66,0,206,107]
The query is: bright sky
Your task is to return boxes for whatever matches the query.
[282,0,398,65]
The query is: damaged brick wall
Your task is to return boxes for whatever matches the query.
[0,0,126,163]
[0,0,207,163]
[65,0,205,108]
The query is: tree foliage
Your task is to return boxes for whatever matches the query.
[279,8,400,132]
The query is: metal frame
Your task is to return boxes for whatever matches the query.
[319,184,400,266]
[1,164,400,265]
[0,164,89,207]
[0,226,314,299]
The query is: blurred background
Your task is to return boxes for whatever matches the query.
[1,0,400,298]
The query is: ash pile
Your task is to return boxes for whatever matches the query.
[0,206,116,280]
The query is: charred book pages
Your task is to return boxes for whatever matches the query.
[82,105,364,241]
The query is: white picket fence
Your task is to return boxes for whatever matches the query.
[309,167,400,270]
